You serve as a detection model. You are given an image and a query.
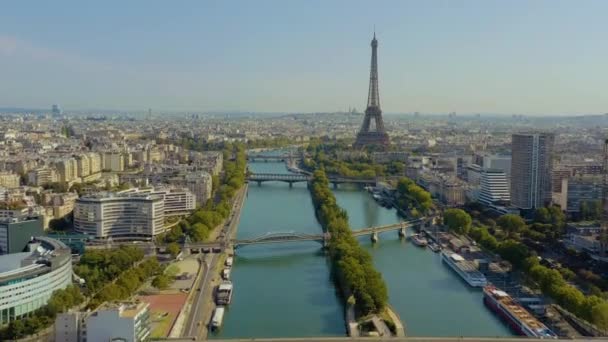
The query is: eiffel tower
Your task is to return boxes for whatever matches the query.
[354,32,389,149]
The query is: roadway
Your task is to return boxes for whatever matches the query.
[182,184,248,339]
[183,253,216,337]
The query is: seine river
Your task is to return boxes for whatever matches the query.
[212,158,513,338]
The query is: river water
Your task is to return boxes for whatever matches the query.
[213,159,513,338]
[211,160,345,339]
[333,186,513,337]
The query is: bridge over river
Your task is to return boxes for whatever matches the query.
[247,172,377,187]
[184,219,427,251]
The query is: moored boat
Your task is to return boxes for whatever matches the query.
[222,268,231,280]
[428,242,441,253]
[441,250,487,287]
[211,306,225,330]
[411,233,428,247]
[483,285,556,338]
[215,281,233,305]
[225,256,234,267]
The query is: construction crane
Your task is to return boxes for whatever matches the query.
[601,138,608,257]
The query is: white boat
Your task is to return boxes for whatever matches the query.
[215,281,233,305]
[225,256,233,267]
[222,268,231,280]
[428,242,441,253]
[441,250,487,287]
[211,306,225,330]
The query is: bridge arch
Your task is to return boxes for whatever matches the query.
[233,231,327,249]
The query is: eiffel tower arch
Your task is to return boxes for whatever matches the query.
[354,32,390,149]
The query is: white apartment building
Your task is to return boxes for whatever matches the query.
[54,158,78,183]
[73,192,165,239]
[55,301,151,342]
[102,152,126,172]
[181,172,213,207]
[75,154,90,178]
[152,188,195,216]
[478,169,511,205]
[27,167,58,186]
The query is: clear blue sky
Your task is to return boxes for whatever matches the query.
[1,0,607,115]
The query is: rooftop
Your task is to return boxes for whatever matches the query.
[0,236,71,283]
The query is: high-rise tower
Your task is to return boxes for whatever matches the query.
[354,32,389,149]
[510,133,555,210]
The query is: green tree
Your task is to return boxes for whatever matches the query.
[534,207,551,223]
[497,214,526,237]
[548,206,566,231]
[497,240,529,269]
[443,209,472,235]
[6,319,25,339]
[152,274,171,290]
[167,242,181,258]
[591,302,608,329]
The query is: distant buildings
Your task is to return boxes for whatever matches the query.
[28,167,58,186]
[0,171,20,188]
[52,104,62,117]
[182,172,213,207]
[372,151,408,164]
[510,133,554,210]
[0,236,72,325]
[418,172,467,206]
[102,152,126,172]
[55,300,151,342]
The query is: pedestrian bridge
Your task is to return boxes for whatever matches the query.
[247,172,377,186]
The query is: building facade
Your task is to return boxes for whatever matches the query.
[183,172,213,207]
[55,301,151,342]
[477,169,511,206]
[0,172,20,188]
[510,133,554,210]
[560,176,603,216]
[73,192,165,239]
[0,237,72,325]
[152,188,195,216]
[27,167,58,186]
[0,216,44,255]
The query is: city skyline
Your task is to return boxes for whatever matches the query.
[1,1,608,115]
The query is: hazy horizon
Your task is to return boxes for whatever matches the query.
[2,1,607,115]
